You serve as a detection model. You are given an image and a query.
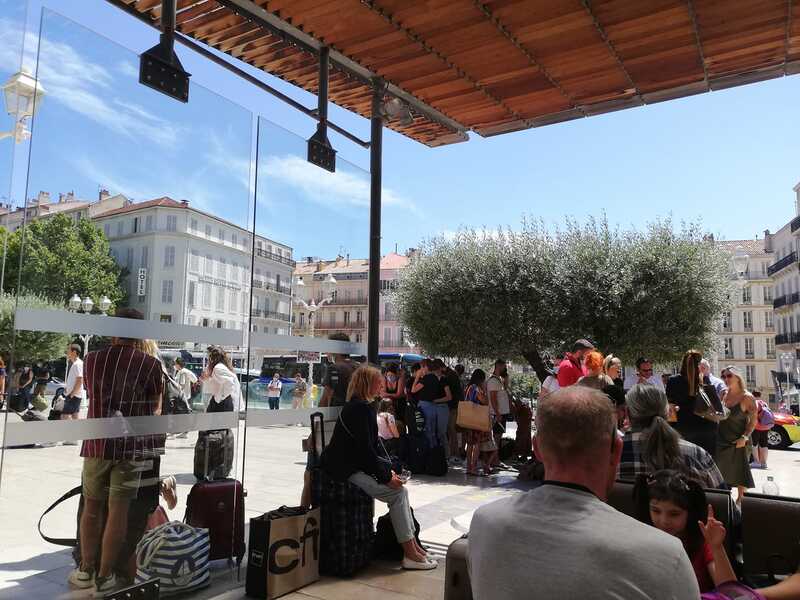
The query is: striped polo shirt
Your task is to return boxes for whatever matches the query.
[80,343,164,461]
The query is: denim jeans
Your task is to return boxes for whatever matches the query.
[419,400,449,452]
[268,396,280,410]
[348,471,415,543]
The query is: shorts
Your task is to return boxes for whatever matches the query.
[62,396,82,415]
[82,457,150,501]
[752,429,769,448]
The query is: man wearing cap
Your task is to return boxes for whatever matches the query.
[557,339,594,388]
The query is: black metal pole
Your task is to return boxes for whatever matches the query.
[317,46,329,130]
[160,0,176,44]
[367,79,383,365]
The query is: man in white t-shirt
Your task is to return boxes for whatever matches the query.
[468,386,699,600]
[62,343,85,421]
[173,357,198,403]
[267,372,282,410]
[622,357,665,391]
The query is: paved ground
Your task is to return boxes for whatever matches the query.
[0,422,530,599]
[1,421,798,600]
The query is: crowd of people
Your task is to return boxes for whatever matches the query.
[468,338,797,600]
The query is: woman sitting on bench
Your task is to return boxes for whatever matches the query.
[321,365,436,570]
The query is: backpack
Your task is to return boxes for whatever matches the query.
[757,400,774,429]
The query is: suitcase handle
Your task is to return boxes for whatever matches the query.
[310,411,325,460]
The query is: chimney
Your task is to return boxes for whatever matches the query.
[316,260,323,273]
[180,199,189,206]
[98,188,110,202]
[764,229,773,253]
[65,191,75,203]
[36,191,50,205]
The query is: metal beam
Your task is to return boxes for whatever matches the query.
[214,0,468,137]
[686,0,710,91]
[367,80,383,365]
[103,0,370,148]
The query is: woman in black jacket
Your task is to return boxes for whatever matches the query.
[321,365,435,570]
[665,349,718,456]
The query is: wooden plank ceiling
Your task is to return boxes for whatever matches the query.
[121,0,800,147]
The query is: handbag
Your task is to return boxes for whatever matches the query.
[245,506,320,599]
[135,521,210,596]
[694,384,729,423]
[456,401,491,432]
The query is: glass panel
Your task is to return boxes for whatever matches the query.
[0,9,255,595]
[241,119,370,513]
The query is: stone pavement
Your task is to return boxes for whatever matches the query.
[0,422,530,599]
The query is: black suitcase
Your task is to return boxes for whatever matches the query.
[406,432,430,475]
[373,508,423,561]
[193,429,233,480]
[426,444,448,477]
[8,392,28,412]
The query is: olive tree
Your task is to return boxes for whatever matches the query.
[395,217,732,382]
[0,292,70,364]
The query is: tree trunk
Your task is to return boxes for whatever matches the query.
[522,348,550,384]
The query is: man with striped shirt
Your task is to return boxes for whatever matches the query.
[69,308,163,596]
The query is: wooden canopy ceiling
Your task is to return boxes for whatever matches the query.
[118,0,800,147]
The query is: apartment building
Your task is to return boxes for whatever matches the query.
[713,239,776,402]
[0,189,128,231]
[93,197,294,348]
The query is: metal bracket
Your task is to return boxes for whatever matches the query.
[139,0,191,102]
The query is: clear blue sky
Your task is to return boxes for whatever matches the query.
[1,0,800,260]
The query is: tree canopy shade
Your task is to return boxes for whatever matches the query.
[395,217,733,382]
[2,215,125,309]
[0,293,69,364]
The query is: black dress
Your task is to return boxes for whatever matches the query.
[665,374,718,456]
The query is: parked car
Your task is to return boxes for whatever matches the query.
[767,411,800,449]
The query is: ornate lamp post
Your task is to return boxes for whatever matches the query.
[293,273,337,403]
[68,294,112,355]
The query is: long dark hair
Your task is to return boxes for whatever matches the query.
[207,346,233,372]
[634,470,707,556]
[469,368,486,387]
[626,385,684,475]
[680,349,703,397]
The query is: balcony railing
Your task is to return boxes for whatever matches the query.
[767,251,798,276]
[776,332,800,345]
[766,323,775,331]
[252,279,292,295]
[255,247,296,267]
[251,309,291,321]
[312,321,366,330]
[774,292,799,310]
[325,297,368,306]
[745,352,755,359]
[791,214,800,233]
[774,295,788,308]
[743,325,753,332]
[746,379,757,388]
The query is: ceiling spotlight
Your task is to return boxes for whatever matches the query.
[381,97,413,126]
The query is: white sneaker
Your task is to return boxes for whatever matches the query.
[402,557,437,570]
[67,566,94,589]
[92,573,119,597]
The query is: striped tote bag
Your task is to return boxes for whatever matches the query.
[135,520,211,596]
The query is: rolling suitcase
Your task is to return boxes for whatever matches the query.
[184,478,246,567]
[193,429,234,480]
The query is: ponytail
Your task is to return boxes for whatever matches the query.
[641,415,683,474]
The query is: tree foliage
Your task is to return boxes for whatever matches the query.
[2,215,125,308]
[0,292,70,363]
[395,216,733,381]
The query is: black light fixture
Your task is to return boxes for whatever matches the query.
[381,97,414,126]
[139,0,191,103]
[307,46,336,172]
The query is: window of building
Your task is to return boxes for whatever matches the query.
[355,333,362,343]
[761,261,767,276]
[724,337,734,359]
[743,311,753,331]
[746,365,757,387]
[166,215,177,232]
[217,228,224,243]
[399,328,406,345]
[357,288,364,303]
[722,311,732,331]
[103,223,110,237]
[190,218,197,233]
[384,302,393,320]
[329,311,336,326]
[765,311,774,330]
[145,215,153,231]
[164,245,175,267]
[217,319,224,328]
[202,283,211,309]
[126,247,134,271]
[205,224,212,238]
[767,337,776,359]
[160,314,172,323]
[344,311,350,324]
[356,311,362,323]
[218,258,227,278]
[161,280,174,304]
[216,286,225,311]
[132,217,139,233]
[742,286,752,305]
[232,262,239,282]
[299,313,305,327]
[744,337,754,359]
[188,281,196,307]
[383,327,392,346]
[764,285,773,302]
[117,221,124,237]
[141,246,148,268]
[276,274,281,290]
[205,254,213,275]
[190,249,199,272]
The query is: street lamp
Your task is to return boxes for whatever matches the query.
[0,71,45,142]
[732,245,749,287]
[781,352,794,406]
[293,274,337,405]
[68,295,112,355]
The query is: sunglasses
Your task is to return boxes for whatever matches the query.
[722,373,733,379]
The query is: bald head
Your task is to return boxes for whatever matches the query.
[535,386,616,467]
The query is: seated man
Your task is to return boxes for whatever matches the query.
[468,386,699,600]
